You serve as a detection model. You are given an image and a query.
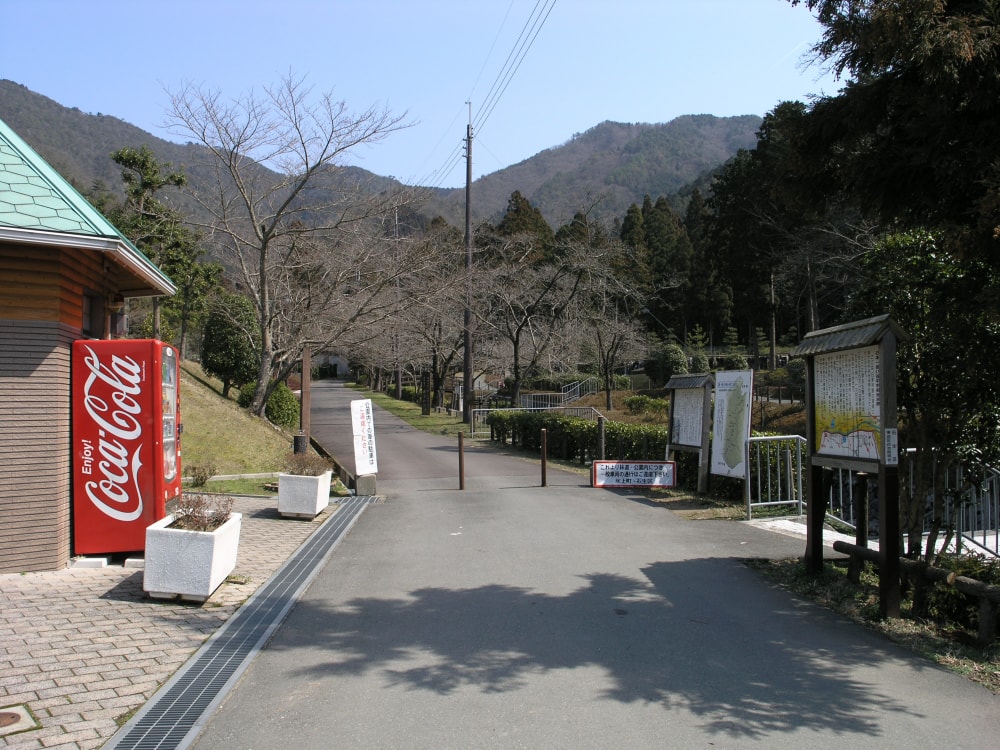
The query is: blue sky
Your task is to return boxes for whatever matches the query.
[1,0,841,188]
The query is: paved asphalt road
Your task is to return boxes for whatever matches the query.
[189,381,998,749]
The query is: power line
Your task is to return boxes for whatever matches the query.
[415,0,557,189]
[474,0,557,133]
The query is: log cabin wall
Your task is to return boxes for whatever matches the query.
[0,243,109,573]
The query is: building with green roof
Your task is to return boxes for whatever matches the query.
[0,116,175,573]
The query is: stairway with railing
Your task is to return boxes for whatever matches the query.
[518,377,600,409]
[824,451,1000,557]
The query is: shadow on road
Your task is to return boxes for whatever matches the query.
[273,557,923,741]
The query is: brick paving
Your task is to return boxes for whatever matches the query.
[0,495,341,750]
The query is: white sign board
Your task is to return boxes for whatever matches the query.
[671,387,704,447]
[592,461,676,488]
[351,399,378,476]
[710,370,753,479]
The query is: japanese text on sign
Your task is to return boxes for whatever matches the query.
[814,345,882,461]
[592,461,676,488]
[351,399,378,475]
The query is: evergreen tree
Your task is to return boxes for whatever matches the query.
[643,196,693,335]
[794,0,1000,275]
[201,291,260,398]
[95,146,219,345]
[496,190,554,250]
[618,202,653,300]
[683,187,732,345]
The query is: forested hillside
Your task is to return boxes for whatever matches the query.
[420,115,760,226]
[0,79,757,228]
[0,80,191,196]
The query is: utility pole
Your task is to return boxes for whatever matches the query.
[463,103,474,424]
[769,273,777,370]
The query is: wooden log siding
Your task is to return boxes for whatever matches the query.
[0,320,75,572]
[0,244,110,572]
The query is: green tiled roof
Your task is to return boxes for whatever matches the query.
[0,118,122,236]
[0,116,175,296]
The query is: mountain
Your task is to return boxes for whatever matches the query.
[0,79,760,231]
[424,116,761,227]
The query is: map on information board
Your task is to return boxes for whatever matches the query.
[710,370,753,479]
[814,346,881,461]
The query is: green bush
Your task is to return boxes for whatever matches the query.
[924,554,1000,631]
[237,382,255,408]
[485,409,669,464]
[661,343,689,381]
[266,382,300,429]
[238,381,301,429]
[690,350,710,373]
[718,354,749,370]
[622,394,670,416]
[786,357,806,386]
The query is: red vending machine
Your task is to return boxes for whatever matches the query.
[72,339,182,554]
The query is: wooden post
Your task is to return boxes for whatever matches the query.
[698,380,712,494]
[879,332,902,618]
[849,473,869,583]
[804,355,825,574]
[541,428,547,487]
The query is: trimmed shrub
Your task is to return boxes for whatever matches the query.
[265,382,300,429]
[622,394,670,416]
[718,354,749,370]
[238,381,300,429]
[690,350,710,373]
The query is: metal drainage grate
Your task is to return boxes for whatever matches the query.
[104,495,375,750]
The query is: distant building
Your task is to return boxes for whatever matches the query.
[0,117,175,573]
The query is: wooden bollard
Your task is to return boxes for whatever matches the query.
[541,428,547,487]
[458,431,465,491]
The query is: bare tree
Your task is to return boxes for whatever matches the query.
[166,72,413,415]
[474,228,592,406]
[396,223,467,408]
[573,245,647,411]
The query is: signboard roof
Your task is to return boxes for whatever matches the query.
[664,373,714,390]
[791,314,909,358]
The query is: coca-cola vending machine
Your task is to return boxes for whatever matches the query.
[72,339,182,554]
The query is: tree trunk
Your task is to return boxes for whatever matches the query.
[250,229,272,417]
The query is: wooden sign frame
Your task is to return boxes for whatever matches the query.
[791,314,909,617]
[664,373,713,494]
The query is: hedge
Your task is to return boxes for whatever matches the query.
[484,409,791,498]
[485,410,669,465]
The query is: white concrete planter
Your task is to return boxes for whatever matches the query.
[143,512,242,602]
[278,470,332,519]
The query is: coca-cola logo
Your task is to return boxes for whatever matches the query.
[80,345,145,522]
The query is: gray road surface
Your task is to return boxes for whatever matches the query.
[190,381,999,749]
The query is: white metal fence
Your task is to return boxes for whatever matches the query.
[823,453,1000,557]
[518,377,600,409]
[745,435,806,519]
